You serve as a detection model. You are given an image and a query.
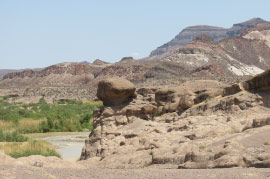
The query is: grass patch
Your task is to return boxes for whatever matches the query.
[83,100,103,106]
[199,144,206,150]
[0,140,60,158]
[18,118,46,134]
[0,129,28,142]
[227,129,236,134]
[0,120,15,132]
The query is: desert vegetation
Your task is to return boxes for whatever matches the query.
[0,96,103,158]
[0,96,102,133]
[0,129,28,142]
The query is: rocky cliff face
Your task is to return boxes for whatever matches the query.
[148,24,270,78]
[0,69,22,78]
[81,71,270,169]
[150,18,269,56]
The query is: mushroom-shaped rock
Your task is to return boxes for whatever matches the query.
[97,77,136,106]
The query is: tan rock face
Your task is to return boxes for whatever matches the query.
[97,77,136,106]
[242,70,270,91]
[81,75,270,169]
[223,84,243,97]
[155,88,195,114]
[223,69,270,97]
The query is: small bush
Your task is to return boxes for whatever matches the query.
[149,150,154,164]
[199,144,206,150]
[154,112,160,117]
[39,121,49,133]
[229,129,236,134]
[2,95,10,100]
[0,129,5,141]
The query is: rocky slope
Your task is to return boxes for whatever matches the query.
[0,69,21,78]
[0,62,109,102]
[147,23,270,78]
[150,18,269,56]
[80,70,270,169]
[2,73,270,177]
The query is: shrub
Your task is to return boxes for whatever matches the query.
[2,95,10,100]
[39,121,49,133]
[0,129,4,141]
[149,150,154,164]
[81,113,92,124]
[199,144,206,150]
[0,108,19,122]
[154,111,160,117]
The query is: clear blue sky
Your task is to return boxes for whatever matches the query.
[0,0,269,69]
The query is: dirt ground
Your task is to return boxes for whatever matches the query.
[1,165,270,179]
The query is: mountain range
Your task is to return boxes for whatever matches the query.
[1,18,270,102]
[150,18,269,56]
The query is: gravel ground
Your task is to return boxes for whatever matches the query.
[1,165,270,179]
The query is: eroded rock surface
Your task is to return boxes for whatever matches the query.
[223,69,270,97]
[81,74,270,169]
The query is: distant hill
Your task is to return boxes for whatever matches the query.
[0,69,21,78]
[150,18,269,56]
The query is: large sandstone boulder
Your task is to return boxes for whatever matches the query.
[97,77,136,106]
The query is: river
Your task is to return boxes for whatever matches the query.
[37,132,89,162]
